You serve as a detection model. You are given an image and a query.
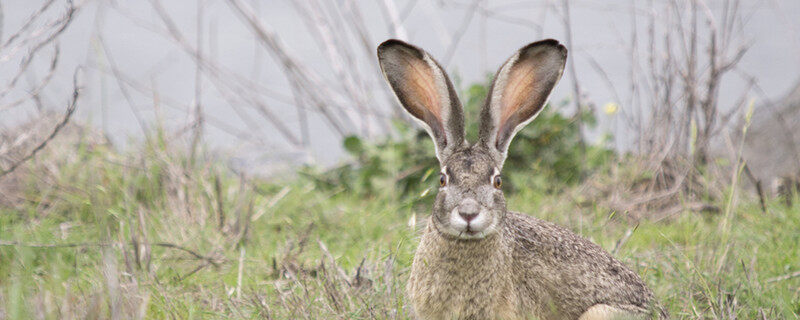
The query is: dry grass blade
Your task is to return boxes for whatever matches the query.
[0,240,223,268]
[765,270,800,284]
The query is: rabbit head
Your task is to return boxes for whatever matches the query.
[378,39,567,239]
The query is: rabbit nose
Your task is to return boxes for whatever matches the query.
[458,199,480,222]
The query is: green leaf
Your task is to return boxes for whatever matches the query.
[343,135,363,155]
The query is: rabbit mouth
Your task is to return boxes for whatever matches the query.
[456,224,494,239]
[464,227,479,236]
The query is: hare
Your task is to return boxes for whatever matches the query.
[377,39,663,320]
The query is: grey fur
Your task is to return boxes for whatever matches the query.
[377,39,663,319]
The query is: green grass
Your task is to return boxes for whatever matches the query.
[1,136,799,319]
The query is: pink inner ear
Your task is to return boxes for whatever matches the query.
[402,55,442,123]
[498,61,537,134]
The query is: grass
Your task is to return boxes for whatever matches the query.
[1,129,799,319]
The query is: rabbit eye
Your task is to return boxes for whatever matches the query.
[439,173,447,187]
[493,175,502,189]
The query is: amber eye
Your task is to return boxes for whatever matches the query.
[493,175,502,189]
[439,173,447,187]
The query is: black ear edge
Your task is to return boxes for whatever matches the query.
[377,39,425,60]
[378,39,565,82]
[517,39,568,60]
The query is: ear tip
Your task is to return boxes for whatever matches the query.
[378,39,406,49]
[377,39,419,56]
[520,39,568,59]
[542,39,568,53]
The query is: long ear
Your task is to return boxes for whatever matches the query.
[478,39,567,164]
[377,39,465,162]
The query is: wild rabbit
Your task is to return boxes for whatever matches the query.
[377,39,663,320]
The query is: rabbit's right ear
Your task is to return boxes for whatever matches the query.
[377,39,465,162]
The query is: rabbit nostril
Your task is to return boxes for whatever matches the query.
[459,211,479,222]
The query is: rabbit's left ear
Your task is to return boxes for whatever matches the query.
[378,39,465,162]
[479,39,567,164]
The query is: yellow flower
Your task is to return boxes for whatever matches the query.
[603,102,619,115]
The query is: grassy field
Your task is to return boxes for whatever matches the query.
[1,127,799,319]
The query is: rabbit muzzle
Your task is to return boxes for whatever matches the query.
[448,198,495,238]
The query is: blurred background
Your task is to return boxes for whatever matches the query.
[2,0,799,175]
[1,0,799,319]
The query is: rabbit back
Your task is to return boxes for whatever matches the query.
[505,211,655,318]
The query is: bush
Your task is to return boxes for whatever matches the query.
[305,80,614,197]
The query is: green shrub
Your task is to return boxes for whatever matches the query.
[305,80,614,197]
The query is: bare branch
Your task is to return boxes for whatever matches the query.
[0,68,81,180]
[226,0,352,137]
[0,0,76,102]
[441,0,481,67]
